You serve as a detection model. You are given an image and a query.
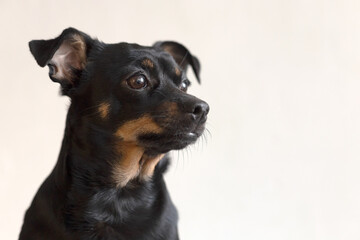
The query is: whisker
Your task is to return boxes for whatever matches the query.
[205,128,212,139]
[176,150,180,171]
[179,51,189,67]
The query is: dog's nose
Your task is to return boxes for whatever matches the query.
[191,101,209,123]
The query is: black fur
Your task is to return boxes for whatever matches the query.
[19,28,209,240]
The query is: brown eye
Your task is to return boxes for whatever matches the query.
[127,74,148,89]
[179,79,190,92]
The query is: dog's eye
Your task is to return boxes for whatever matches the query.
[179,79,190,92]
[127,75,148,89]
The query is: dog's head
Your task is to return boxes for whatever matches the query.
[29,28,209,158]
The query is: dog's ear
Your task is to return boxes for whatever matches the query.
[153,41,201,83]
[29,28,94,95]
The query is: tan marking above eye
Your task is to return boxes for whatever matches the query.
[98,101,110,119]
[114,115,163,141]
[175,67,181,76]
[141,58,154,69]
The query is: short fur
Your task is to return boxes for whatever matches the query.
[19,28,209,240]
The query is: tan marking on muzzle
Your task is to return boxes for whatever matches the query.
[98,102,110,119]
[159,102,178,117]
[114,115,163,142]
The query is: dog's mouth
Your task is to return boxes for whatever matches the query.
[130,97,209,155]
[138,123,205,154]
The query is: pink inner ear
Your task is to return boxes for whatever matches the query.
[48,35,86,83]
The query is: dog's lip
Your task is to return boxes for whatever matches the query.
[181,123,206,139]
[173,131,199,142]
[138,129,203,153]
[186,132,199,139]
[176,131,198,138]
[188,132,197,137]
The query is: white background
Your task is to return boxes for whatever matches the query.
[1,0,360,239]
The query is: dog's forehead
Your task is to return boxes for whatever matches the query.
[100,43,179,69]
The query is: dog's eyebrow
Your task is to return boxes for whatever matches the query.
[175,67,181,76]
[141,58,155,69]
[139,58,160,77]
[98,101,110,119]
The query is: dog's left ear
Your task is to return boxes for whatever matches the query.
[29,28,94,95]
[153,41,201,83]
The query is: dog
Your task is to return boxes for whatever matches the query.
[19,28,209,240]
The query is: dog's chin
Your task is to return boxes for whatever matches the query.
[138,130,203,155]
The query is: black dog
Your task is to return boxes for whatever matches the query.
[19,28,209,240]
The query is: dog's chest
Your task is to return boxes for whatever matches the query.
[66,185,178,240]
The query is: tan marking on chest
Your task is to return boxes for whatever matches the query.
[98,102,110,119]
[160,102,178,116]
[139,154,165,181]
[113,142,144,187]
[112,142,164,187]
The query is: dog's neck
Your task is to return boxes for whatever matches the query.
[49,107,172,233]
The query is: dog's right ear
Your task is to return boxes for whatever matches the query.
[29,28,94,95]
[153,41,201,83]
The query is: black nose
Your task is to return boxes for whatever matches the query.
[191,101,209,123]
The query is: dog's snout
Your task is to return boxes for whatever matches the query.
[191,101,209,123]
